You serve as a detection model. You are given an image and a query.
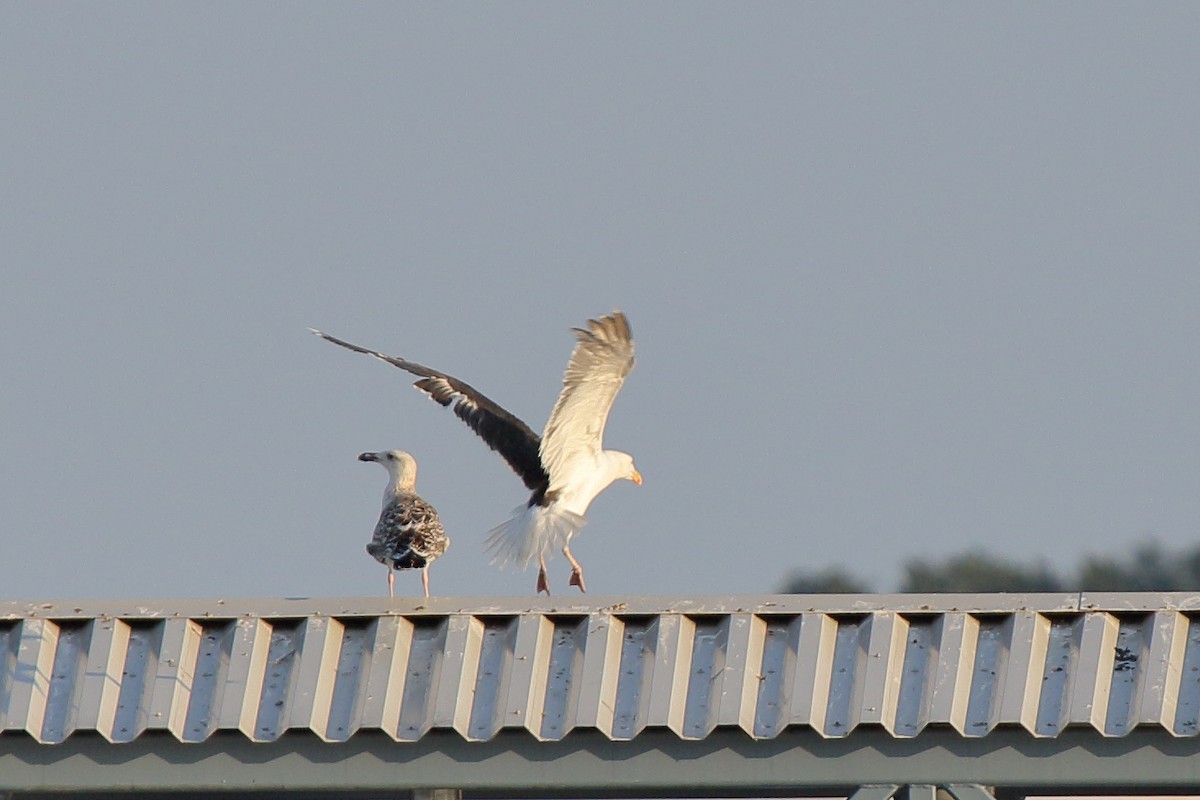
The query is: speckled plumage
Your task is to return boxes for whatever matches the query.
[366,492,448,571]
[315,313,640,596]
[358,450,449,597]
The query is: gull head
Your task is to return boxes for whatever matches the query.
[608,450,643,486]
[359,450,418,491]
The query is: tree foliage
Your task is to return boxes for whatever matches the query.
[778,567,870,594]
[899,550,1063,593]
[1076,540,1200,591]
[781,538,1200,594]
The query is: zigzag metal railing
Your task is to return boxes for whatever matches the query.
[2,595,1200,795]
[4,596,1200,744]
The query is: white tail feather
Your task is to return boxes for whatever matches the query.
[484,504,587,570]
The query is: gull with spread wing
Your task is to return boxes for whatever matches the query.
[312,312,641,594]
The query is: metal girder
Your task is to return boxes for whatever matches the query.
[5,594,1200,796]
[1,728,1199,796]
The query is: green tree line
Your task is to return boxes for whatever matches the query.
[781,539,1200,593]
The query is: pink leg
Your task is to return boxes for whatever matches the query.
[421,567,431,598]
[564,545,586,593]
[387,570,395,598]
[536,555,551,595]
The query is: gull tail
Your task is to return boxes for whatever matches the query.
[485,504,586,570]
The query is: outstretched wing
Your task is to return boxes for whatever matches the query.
[311,328,548,492]
[539,312,636,487]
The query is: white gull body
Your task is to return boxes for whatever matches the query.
[313,312,640,594]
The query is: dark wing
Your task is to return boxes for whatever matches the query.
[311,328,548,492]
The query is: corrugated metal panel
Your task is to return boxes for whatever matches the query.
[5,593,1200,744]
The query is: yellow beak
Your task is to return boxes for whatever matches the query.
[631,468,643,485]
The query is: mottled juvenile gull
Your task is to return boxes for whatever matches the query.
[313,312,641,595]
[358,450,449,598]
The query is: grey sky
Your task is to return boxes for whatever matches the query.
[3,5,1198,600]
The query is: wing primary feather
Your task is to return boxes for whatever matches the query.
[538,311,636,486]
[311,328,549,492]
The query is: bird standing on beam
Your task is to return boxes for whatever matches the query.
[358,450,448,598]
[313,312,641,595]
